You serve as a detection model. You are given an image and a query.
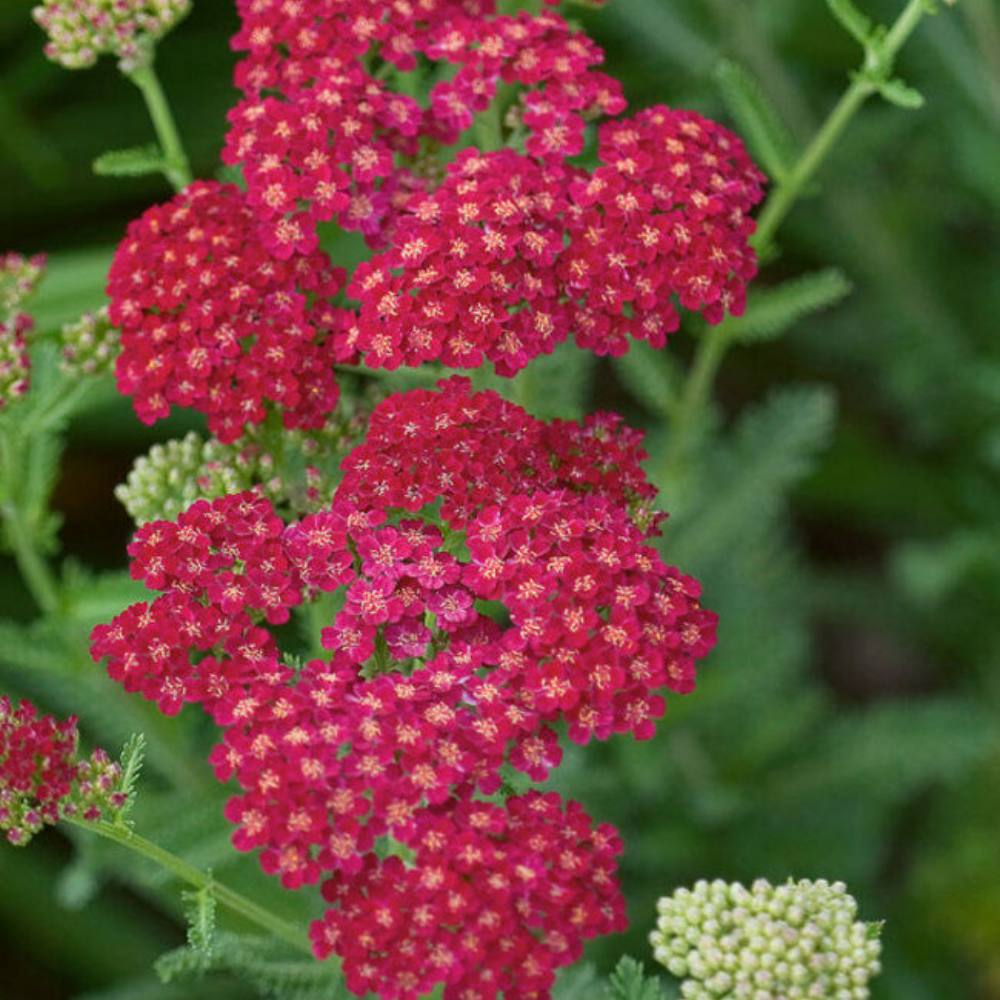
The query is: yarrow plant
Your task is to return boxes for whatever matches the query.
[90,377,716,993]
[0,0,960,997]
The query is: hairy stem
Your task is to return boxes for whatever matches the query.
[666,0,934,472]
[0,431,60,616]
[64,816,313,956]
[127,61,192,192]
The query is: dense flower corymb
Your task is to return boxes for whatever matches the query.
[650,878,883,1000]
[92,380,716,997]
[107,181,345,442]
[223,2,623,254]
[346,106,764,374]
[313,792,626,1000]
[0,697,123,845]
[33,0,192,71]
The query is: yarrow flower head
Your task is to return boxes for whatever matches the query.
[346,107,764,374]
[0,697,123,845]
[650,878,884,1000]
[60,305,121,378]
[0,252,46,412]
[91,379,716,998]
[107,181,346,442]
[313,791,626,1000]
[33,0,192,71]
[223,1,623,255]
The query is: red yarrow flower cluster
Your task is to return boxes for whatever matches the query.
[223,2,621,254]
[346,106,764,374]
[567,105,765,342]
[107,181,345,443]
[312,793,626,1000]
[92,380,715,998]
[0,696,123,845]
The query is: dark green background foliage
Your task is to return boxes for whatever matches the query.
[1,1,999,998]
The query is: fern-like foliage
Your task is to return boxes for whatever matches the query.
[115,733,147,822]
[613,342,679,417]
[156,933,346,1000]
[714,59,798,182]
[667,386,837,567]
[730,270,853,343]
[608,957,674,1000]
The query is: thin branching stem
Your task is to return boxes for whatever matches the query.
[128,61,192,192]
[665,0,935,473]
[0,429,60,615]
[64,816,313,956]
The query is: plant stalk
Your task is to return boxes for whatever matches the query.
[127,62,192,192]
[0,431,60,615]
[666,0,933,471]
[64,816,313,956]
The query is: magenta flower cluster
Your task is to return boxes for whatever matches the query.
[92,379,717,998]
[104,0,764,439]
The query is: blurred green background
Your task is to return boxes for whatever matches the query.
[1,1,999,999]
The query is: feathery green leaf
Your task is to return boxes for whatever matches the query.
[714,59,798,181]
[614,342,678,416]
[825,0,875,47]
[730,269,853,342]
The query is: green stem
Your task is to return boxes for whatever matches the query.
[666,0,933,471]
[127,61,192,192]
[0,431,60,615]
[64,816,313,956]
[754,0,927,254]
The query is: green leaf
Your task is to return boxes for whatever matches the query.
[730,269,853,342]
[508,342,596,421]
[613,342,678,416]
[879,77,926,109]
[714,59,798,181]
[825,0,875,46]
[157,933,346,1000]
[93,145,167,179]
[669,387,836,567]
[116,733,147,821]
[183,887,217,958]
[609,957,670,1000]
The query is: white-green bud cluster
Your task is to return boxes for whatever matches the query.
[115,431,239,525]
[60,306,120,378]
[33,0,191,72]
[117,391,378,525]
[650,879,883,1000]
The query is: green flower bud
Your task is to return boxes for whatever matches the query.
[60,306,120,378]
[649,879,883,1000]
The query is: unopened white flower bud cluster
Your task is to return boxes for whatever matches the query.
[650,879,882,1000]
[116,388,379,525]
